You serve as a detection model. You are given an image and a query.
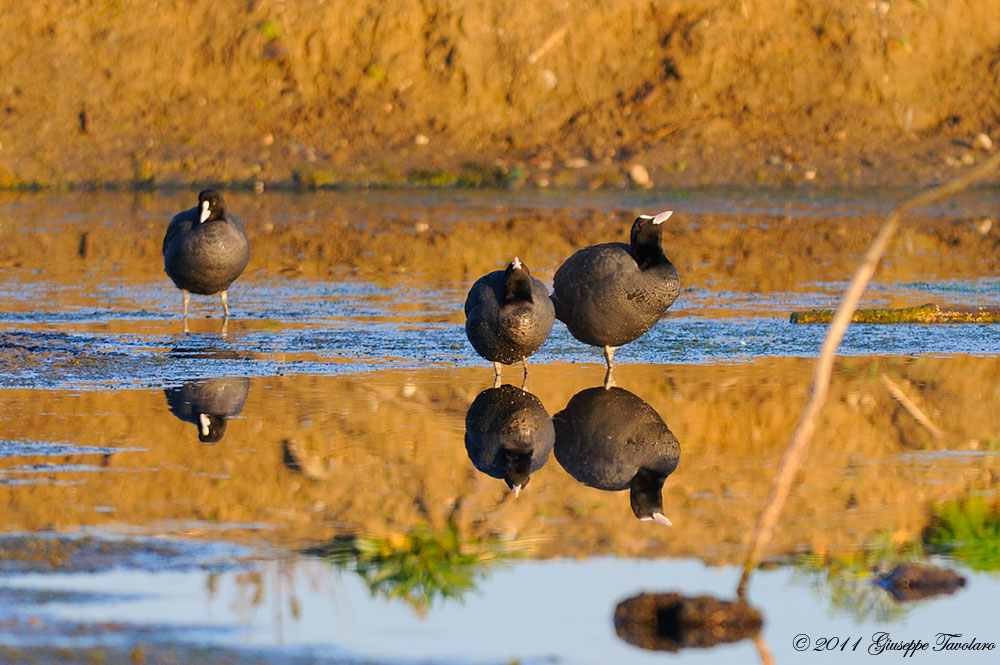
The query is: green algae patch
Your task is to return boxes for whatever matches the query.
[407,163,520,189]
[305,522,524,615]
[790,303,1000,324]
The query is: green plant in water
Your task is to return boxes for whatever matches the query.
[793,530,926,622]
[925,496,1000,572]
[795,496,1000,619]
[307,522,521,615]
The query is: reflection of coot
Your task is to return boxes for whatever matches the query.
[554,387,679,525]
[464,384,555,496]
[164,377,250,443]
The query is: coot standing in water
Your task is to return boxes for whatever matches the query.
[551,210,679,375]
[163,190,251,332]
[464,257,555,376]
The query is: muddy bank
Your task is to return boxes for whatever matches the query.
[1,2,998,189]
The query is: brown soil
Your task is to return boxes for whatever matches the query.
[1,2,999,189]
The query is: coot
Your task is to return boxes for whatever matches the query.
[551,210,678,371]
[163,190,251,332]
[464,257,555,376]
[164,376,250,443]
[464,384,555,497]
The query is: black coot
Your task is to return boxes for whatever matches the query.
[553,386,679,525]
[163,190,251,332]
[465,384,555,497]
[464,257,555,376]
[164,377,250,443]
[551,210,679,371]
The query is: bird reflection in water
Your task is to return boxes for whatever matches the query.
[464,383,555,497]
[554,385,679,525]
[164,377,250,443]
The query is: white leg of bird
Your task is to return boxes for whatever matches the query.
[220,290,230,318]
[493,373,502,389]
[604,345,616,370]
[604,367,616,389]
[182,290,190,334]
[493,361,502,377]
[521,358,529,375]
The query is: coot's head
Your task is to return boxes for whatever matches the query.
[197,189,227,224]
[197,413,228,444]
[503,447,534,498]
[503,256,535,303]
[630,210,673,248]
[630,467,672,526]
[505,256,530,276]
[505,474,530,498]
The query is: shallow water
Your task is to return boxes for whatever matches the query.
[2,189,1000,663]
[5,555,1000,664]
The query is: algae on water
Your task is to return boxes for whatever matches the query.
[790,303,1000,324]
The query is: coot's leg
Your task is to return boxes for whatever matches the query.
[220,290,230,318]
[183,290,190,334]
[603,345,616,370]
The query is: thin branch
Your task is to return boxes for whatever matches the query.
[737,151,1000,598]
[880,373,945,439]
[753,635,776,665]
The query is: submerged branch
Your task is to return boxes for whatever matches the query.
[879,373,945,439]
[737,151,1000,599]
[791,303,1000,324]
